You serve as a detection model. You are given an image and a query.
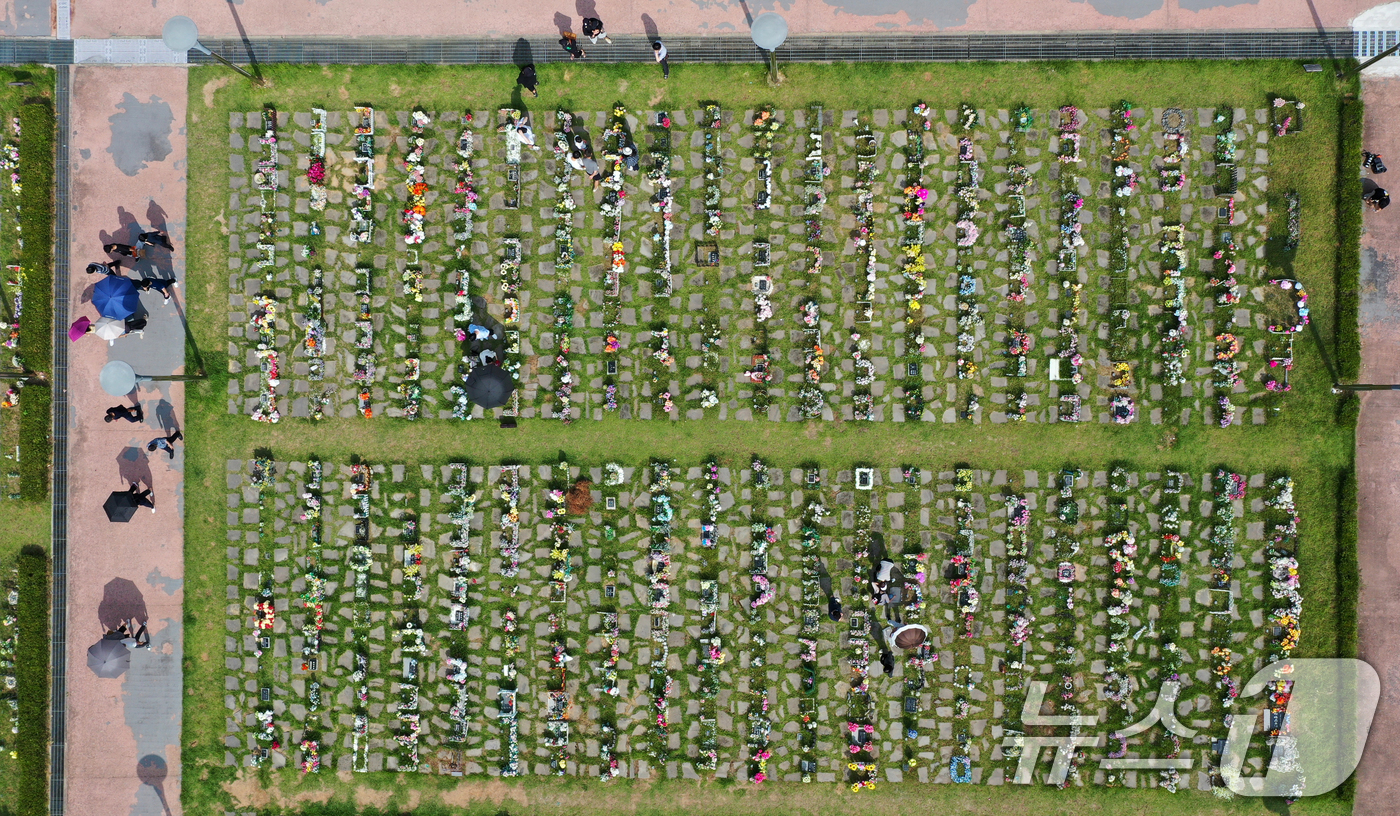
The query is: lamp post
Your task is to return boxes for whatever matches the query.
[162,15,259,83]
[751,12,788,86]
[1337,39,1400,80]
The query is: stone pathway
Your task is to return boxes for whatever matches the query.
[64,65,187,816]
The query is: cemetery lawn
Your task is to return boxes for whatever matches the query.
[0,64,53,810]
[181,62,1357,814]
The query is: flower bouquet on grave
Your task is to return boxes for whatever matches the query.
[254,600,275,630]
[1110,393,1136,424]
[955,219,979,247]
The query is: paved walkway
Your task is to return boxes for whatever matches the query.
[42,0,1400,39]
[1354,72,1400,816]
[64,65,187,816]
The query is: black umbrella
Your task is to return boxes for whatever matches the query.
[87,635,131,678]
[464,365,516,409]
[104,490,138,522]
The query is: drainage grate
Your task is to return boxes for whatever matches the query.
[1356,30,1400,58]
[49,65,71,816]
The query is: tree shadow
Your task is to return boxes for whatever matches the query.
[98,577,148,631]
[117,446,153,489]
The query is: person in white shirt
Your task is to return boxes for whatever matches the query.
[652,40,669,79]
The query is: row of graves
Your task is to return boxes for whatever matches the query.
[220,456,1305,795]
[225,99,1307,427]
[0,112,28,496]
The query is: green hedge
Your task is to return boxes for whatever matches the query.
[1334,468,1360,804]
[16,100,53,501]
[1335,95,1363,382]
[15,545,48,816]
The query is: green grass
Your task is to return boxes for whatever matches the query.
[183,61,1359,815]
[15,545,47,816]
[17,95,54,501]
[1334,96,1363,382]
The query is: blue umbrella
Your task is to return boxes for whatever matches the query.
[93,275,140,319]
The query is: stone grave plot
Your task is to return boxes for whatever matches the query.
[222,101,1297,429]
[220,455,1302,788]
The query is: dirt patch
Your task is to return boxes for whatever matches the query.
[201,75,230,108]
[648,90,666,107]
[357,787,392,809]
[338,85,350,101]
[390,83,403,97]
[223,770,274,810]
[617,79,630,96]
[440,778,530,809]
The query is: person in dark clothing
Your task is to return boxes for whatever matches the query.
[1372,189,1392,211]
[104,242,139,259]
[147,430,183,459]
[827,595,843,622]
[620,145,640,171]
[581,16,611,44]
[879,650,896,675]
[516,64,539,97]
[137,230,175,251]
[86,260,122,276]
[123,316,147,335]
[559,32,585,60]
[652,40,669,79]
[129,482,155,512]
[136,276,177,302]
[104,403,143,423]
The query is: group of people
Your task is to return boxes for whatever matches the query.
[1364,150,1390,211]
[88,230,179,302]
[514,12,672,100]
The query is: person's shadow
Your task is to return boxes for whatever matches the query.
[641,13,659,41]
[553,11,572,36]
[153,399,179,436]
[98,577,149,632]
[136,754,174,816]
[575,0,598,19]
[511,39,533,114]
[117,446,153,489]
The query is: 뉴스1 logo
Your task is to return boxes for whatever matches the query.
[1004,659,1379,797]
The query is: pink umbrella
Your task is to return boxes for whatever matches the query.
[68,316,92,341]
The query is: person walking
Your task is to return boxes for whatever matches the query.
[582,16,611,44]
[86,260,122,276]
[128,481,155,512]
[104,403,144,423]
[135,276,178,303]
[559,31,586,60]
[516,63,539,98]
[581,153,603,189]
[147,429,184,460]
[103,242,139,260]
[137,230,174,251]
[652,40,670,79]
